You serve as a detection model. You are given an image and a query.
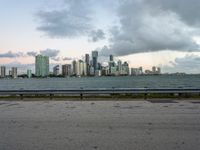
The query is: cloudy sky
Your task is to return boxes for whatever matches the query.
[1,0,200,73]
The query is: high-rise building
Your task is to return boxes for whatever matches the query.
[117,60,122,75]
[110,55,114,62]
[62,64,72,77]
[76,60,86,76]
[92,51,98,72]
[72,60,76,75]
[27,70,32,78]
[11,67,17,78]
[85,54,90,75]
[122,62,129,75]
[152,66,156,74]
[157,67,161,74]
[35,55,49,77]
[53,65,59,76]
[0,66,6,78]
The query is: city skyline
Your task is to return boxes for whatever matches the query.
[0,52,163,77]
[1,0,200,73]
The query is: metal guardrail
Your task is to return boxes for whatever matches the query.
[0,88,200,99]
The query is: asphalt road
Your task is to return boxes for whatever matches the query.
[0,100,200,150]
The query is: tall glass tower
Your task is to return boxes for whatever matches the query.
[35,55,49,77]
[92,51,98,71]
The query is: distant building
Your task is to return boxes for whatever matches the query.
[53,65,60,76]
[101,67,109,76]
[72,60,76,75]
[27,70,32,78]
[0,66,6,78]
[11,67,17,78]
[151,66,161,75]
[110,55,114,62]
[62,64,72,77]
[110,66,118,75]
[109,61,115,75]
[139,67,143,74]
[95,70,102,77]
[131,68,140,76]
[122,62,129,75]
[75,60,87,76]
[145,70,152,74]
[9,70,12,76]
[92,51,98,72]
[89,66,95,76]
[35,55,49,77]
[117,60,122,75]
[157,67,161,74]
[85,54,90,75]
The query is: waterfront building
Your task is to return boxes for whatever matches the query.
[72,60,76,75]
[53,65,60,76]
[75,60,87,76]
[157,67,161,74]
[92,51,98,72]
[110,66,118,75]
[35,55,49,77]
[85,54,90,75]
[152,66,156,74]
[110,55,114,62]
[131,68,140,76]
[9,70,12,76]
[0,66,6,78]
[11,67,17,78]
[89,66,95,76]
[95,70,102,77]
[101,67,109,76]
[117,60,122,75]
[122,62,129,75]
[27,70,32,78]
[139,67,143,74]
[62,64,72,77]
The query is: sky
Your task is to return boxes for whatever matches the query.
[1,0,200,74]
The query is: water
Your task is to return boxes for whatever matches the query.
[0,75,200,90]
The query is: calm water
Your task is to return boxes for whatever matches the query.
[0,75,200,90]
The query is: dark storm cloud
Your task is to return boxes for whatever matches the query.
[0,51,24,58]
[36,0,92,38]
[163,54,200,73]
[100,0,200,56]
[149,0,200,26]
[40,49,60,58]
[27,51,38,57]
[88,29,105,42]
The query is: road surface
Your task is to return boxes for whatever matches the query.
[0,100,200,150]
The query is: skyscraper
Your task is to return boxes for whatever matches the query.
[62,64,72,77]
[11,67,17,78]
[27,70,32,78]
[0,66,6,78]
[72,60,76,76]
[35,55,49,77]
[53,65,59,76]
[110,55,114,62]
[85,54,90,75]
[117,60,122,75]
[92,51,98,72]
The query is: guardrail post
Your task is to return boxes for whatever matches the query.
[112,87,115,98]
[144,87,147,100]
[80,87,83,100]
[20,94,23,100]
[50,94,53,100]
